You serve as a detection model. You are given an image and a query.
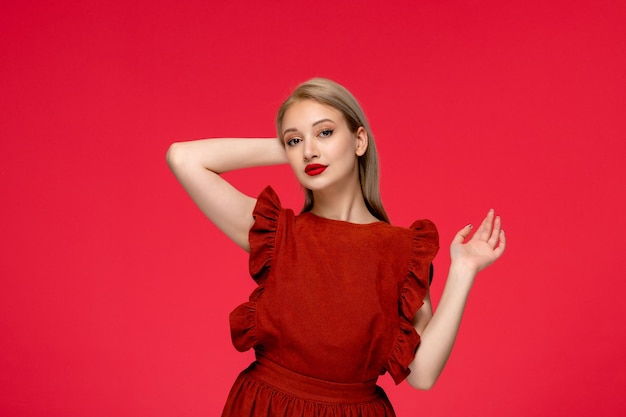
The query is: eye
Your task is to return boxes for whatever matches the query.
[286,137,302,147]
[319,129,334,138]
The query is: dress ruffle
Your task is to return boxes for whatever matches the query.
[230,186,281,353]
[385,219,439,384]
[248,186,281,283]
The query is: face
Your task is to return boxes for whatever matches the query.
[281,100,368,193]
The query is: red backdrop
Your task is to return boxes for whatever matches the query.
[2,1,625,416]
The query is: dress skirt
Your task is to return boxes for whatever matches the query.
[221,356,396,417]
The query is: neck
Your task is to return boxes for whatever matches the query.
[309,181,378,224]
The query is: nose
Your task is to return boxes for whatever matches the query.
[303,137,319,161]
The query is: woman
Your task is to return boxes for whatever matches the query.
[167,78,505,416]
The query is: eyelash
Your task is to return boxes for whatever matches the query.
[286,137,301,146]
[319,129,333,138]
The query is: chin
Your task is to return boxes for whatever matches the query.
[299,182,322,191]
[295,175,323,190]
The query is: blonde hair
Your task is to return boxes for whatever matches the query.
[276,78,389,223]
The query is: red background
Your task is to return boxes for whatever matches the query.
[2,1,625,416]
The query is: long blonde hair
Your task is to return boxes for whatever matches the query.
[276,78,389,223]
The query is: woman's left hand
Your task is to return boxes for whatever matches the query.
[450,209,506,273]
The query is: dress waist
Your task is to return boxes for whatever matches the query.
[246,355,380,404]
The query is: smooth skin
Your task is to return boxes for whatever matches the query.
[166,99,505,390]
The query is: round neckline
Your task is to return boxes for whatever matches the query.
[301,211,387,227]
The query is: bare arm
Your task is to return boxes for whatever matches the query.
[166,138,288,251]
[406,209,506,390]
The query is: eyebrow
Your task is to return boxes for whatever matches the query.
[282,118,335,136]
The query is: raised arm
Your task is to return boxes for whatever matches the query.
[406,209,506,390]
[166,138,288,251]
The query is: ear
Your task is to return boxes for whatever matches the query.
[355,126,368,156]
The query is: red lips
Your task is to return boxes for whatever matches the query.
[305,164,327,176]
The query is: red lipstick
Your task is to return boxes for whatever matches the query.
[305,164,327,176]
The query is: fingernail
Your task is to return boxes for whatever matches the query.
[467,223,473,228]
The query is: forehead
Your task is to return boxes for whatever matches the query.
[282,100,345,129]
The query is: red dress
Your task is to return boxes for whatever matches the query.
[223,187,439,416]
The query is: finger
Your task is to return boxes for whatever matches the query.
[493,230,506,258]
[472,209,494,241]
[487,215,502,248]
[452,224,473,244]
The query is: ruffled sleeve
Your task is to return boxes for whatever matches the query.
[230,186,281,352]
[386,219,439,384]
[248,186,281,284]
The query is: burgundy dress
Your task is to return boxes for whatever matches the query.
[222,187,439,416]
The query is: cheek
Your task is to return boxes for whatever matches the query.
[285,151,303,173]
[332,139,357,161]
